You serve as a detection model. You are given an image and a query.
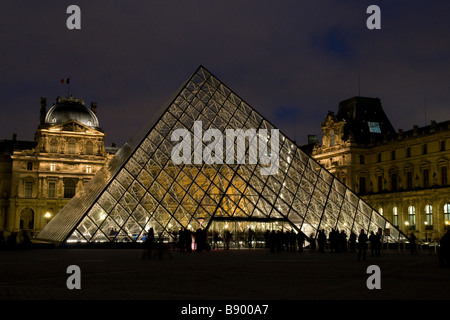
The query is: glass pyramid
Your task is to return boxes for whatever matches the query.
[37,66,406,247]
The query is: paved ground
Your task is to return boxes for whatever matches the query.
[0,243,448,302]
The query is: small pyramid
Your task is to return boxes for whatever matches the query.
[37,66,406,246]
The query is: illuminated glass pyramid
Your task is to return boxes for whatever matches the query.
[37,66,406,246]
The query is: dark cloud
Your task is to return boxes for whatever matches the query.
[1,1,449,147]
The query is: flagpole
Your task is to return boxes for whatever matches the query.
[68,75,71,97]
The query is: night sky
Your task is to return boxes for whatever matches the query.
[1,1,449,147]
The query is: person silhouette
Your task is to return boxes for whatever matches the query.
[357,229,368,261]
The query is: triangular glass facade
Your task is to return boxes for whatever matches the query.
[37,66,406,246]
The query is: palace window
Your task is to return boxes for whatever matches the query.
[368,122,381,133]
[391,173,397,191]
[408,206,416,229]
[27,162,33,170]
[425,204,433,229]
[50,163,56,172]
[68,139,76,154]
[85,141,94,155]
[442,166,448,186]
[50,139,58,153]
[359,176,366,194]
[48,181,56,198]
[64,179,77,198]
[330,131,335,147]
[406,147,411,158]
[393,206,398,227]
[444,204,450,228]
[423,144,428,155]
[391,150,396,160]
[86,165,92,174]
[406,171,413,189]
[441,140,446,152]
[25,181,33,198]
[377,175,383,192]
[423,169,429,188]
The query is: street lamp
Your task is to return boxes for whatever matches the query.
[44,212,52,223]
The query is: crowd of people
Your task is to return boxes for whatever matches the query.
[0,230,32,250]
[262,228,383,260]
[140,226,386,261]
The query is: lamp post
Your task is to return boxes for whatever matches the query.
[424,221,428,243]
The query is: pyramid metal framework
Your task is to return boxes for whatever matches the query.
[37,66,406,246]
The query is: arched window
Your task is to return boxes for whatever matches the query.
[20,208,34,230]
[408,206,416,228]
[444,204,450,228]
[425,204,433,227]
[85,140,94,155]
[330,131,335,147]
[393,206,398,227]
[68,139,76,154]
[50,139,58,153]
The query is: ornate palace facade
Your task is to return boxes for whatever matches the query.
[312,97,450,242]
[0,96,116,238]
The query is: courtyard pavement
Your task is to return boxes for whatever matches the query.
[0,243,448,301]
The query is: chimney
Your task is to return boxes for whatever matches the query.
[90,102,98,115]
[40,97,47,126]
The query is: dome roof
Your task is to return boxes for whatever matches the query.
[45,96,99,128]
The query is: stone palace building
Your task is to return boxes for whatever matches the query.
[311,96,450,242]
[0,96,117,239]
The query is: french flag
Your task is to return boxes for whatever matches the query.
[61,78,70,84]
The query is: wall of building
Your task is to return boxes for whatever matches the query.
[312,105,450,241]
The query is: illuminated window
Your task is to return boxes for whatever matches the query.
[50,163,56,172]
[393,206,398,227]
[368,122,381,133]
[408,206,416,228]
[86,165,92,173]
[425,204,433,227]
[444,204,450,228]
[444,203,450,229]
